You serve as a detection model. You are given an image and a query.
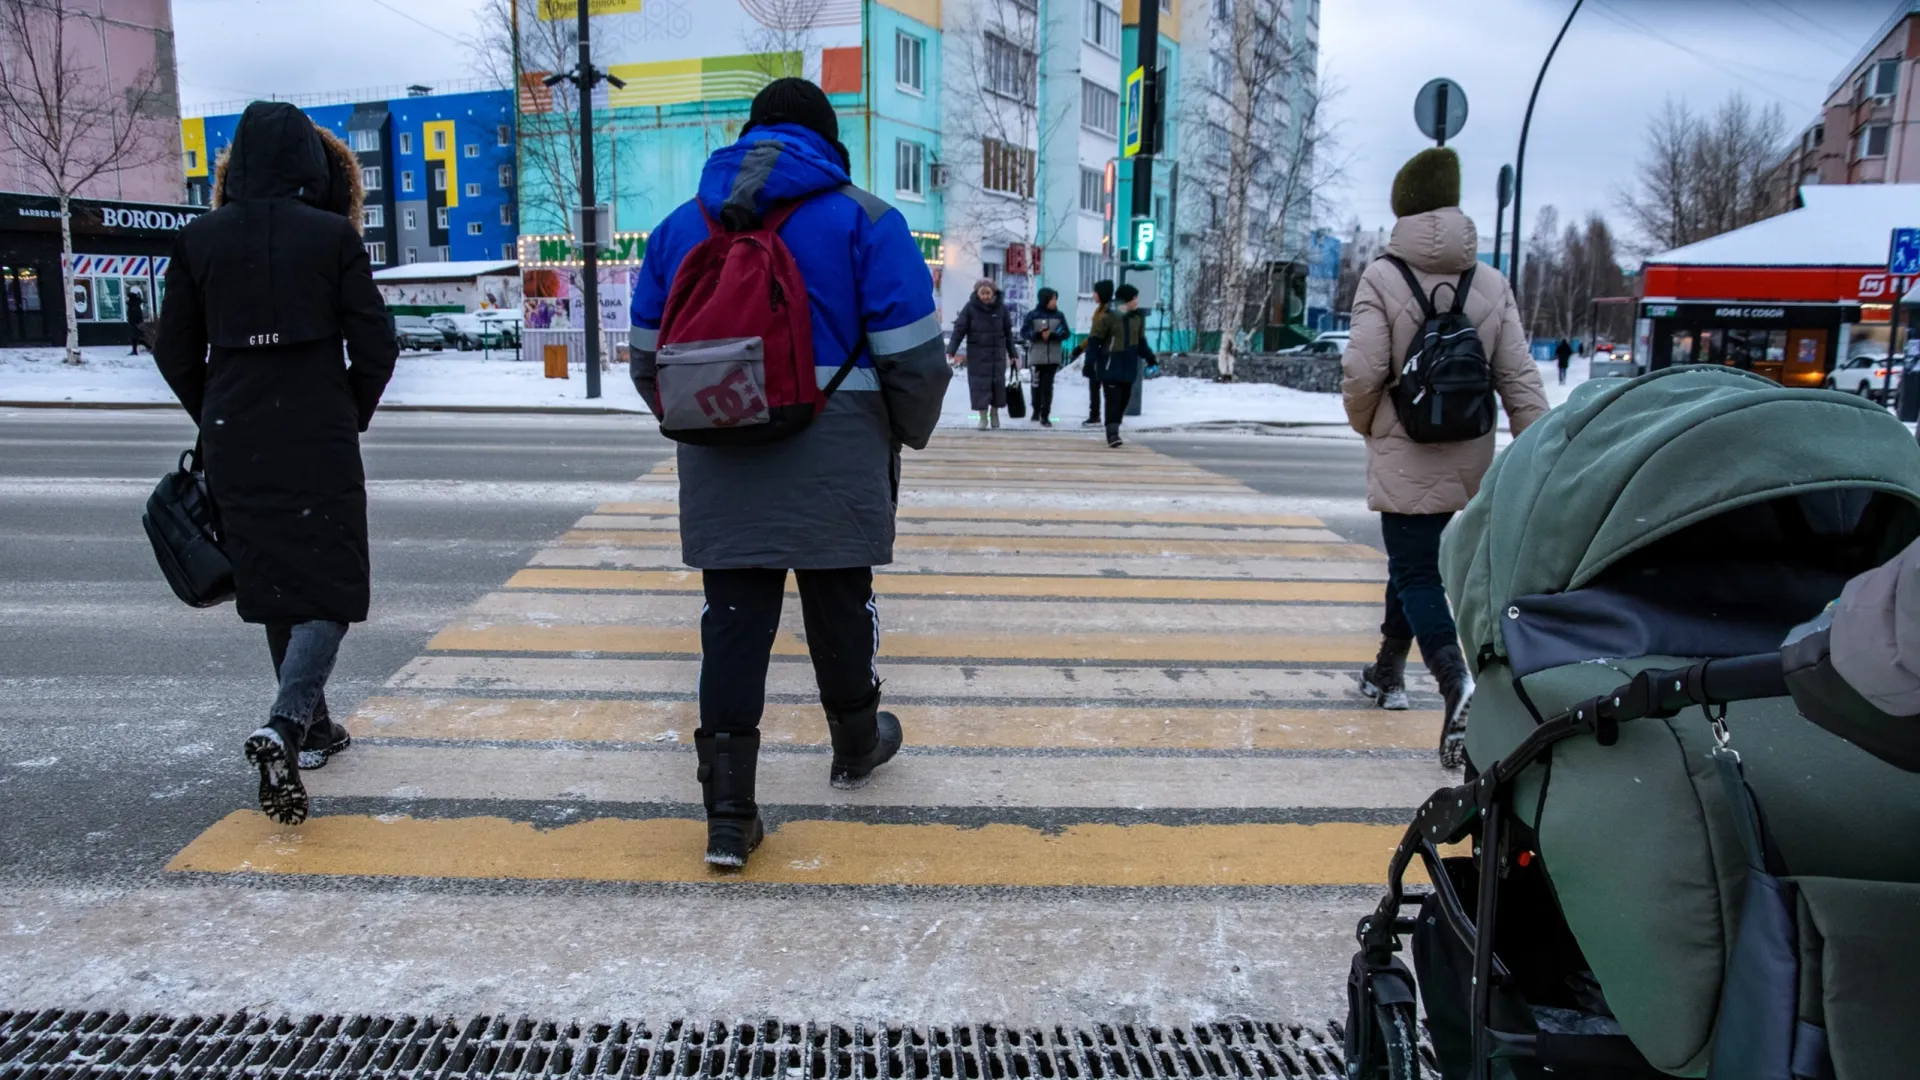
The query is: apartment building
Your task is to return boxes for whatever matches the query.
[182,84,517,270]
[1774,1,1920,207]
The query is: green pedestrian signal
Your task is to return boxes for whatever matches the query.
[1130,219,1157,263]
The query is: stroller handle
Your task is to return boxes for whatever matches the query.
[1548,653,1788,740]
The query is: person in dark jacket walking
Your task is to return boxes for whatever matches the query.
[629,79,951,870]
[948,278,1017,430]
[1077,279,1114,426]
[1020,288,1069,427]
[1554,337,1573,385]
[1092,283,1152,447]
[126,286,146,355]
[152,102,398,826]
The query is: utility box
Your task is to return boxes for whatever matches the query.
[1120,263,1160,309]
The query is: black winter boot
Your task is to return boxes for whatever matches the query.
[244,716,308,825]
[1357,637,1412,711]
[298,700,352,770]
[695,730,764,869]
[1424,642,1476,769]
[825,691,903,791]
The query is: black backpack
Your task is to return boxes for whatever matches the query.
[1383,255,1497,444]
[142,444,234,608]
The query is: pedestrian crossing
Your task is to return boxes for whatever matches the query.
[163,429,1452,1014]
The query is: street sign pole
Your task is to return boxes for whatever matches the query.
[1492,165,1513,274]
[576,0,602,399]
[1883,228,1919,405]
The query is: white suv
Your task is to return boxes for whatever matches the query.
[1826,353,1903,401]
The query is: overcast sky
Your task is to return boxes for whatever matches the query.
[174,0,1900,249]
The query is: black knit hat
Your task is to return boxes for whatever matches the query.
[745,78,850,168]
[1092,279,1114,304]
[1391,147,1462,218]
[1115,283,1139,303]
[1036,286,1058,306]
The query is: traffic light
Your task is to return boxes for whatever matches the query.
[1130,217,1157,264]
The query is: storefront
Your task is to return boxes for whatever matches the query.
[0,191,206,348]
[1637,184,1918,389]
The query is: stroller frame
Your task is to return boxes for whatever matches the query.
[1346,654,1788,1080]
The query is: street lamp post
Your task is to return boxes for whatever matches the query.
[1506,0,1584,319]
[544,3,627,399]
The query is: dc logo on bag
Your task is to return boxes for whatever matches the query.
[695,369,767,427]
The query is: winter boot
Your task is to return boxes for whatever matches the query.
[990,406,1001,429]
[695,730,764,869]
[977,412,990,431]
[244,716,309,825]
[1424,642,1476,769]
[1357,637,1412,711]
[297,701,353,770]
[825,691,904,791]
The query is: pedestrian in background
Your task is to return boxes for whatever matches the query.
[1094,283,1153,448]
[1555,337,1573,385]
[948,278,1017,430]
[1340,147,1548,768]
[1021,287,1069,427]
[126,285,147,355]
[1077,279,1114,427]
[628,79,949,869]
[152,102,398,824]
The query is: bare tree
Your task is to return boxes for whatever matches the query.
[1180,0,1338,380]
[1521,208,1631,344]
[738,0,830,79]
[0,0,172,364]
[1618,93,1786,257]
[942,0,1076,306]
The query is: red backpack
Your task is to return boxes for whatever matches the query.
[652,198,859,445]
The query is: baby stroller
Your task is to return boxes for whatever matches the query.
[1344,367,1920,1080]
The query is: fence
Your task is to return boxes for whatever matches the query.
[521,329,627,374]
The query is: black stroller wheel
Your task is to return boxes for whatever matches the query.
[1373,1000,1421,1080]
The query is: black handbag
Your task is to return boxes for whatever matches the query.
[1004,365,1027,419]
[142,444,234,607]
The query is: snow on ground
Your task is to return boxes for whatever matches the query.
[0,345,651,412]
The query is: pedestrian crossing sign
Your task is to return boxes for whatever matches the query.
[1124,68,1144,158]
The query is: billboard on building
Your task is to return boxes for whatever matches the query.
[520,0,863,111]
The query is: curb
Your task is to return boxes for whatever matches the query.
[0,401,643,416]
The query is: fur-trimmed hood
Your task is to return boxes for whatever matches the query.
[211,103,365,231]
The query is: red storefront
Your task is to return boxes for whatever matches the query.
[1638,185,1918,388]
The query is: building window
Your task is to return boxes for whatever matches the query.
[364,241,387,265]
[362,205,384,229]
[1079,166,1103,214]
[1210,52,1233,98]
[496,124,511,146]
[1861,123,1891,159]
[503,242,516,260]
[465,182,481,198]
[184,149,199,171]
[399,132,413,154]
[350,129,379,153]
[400,171,415,192]
[1082,0,1120,55]
[361,166,382,190]
[500,204,513,225]
[499,164,514,187]
[464,143,479,158]
[436,206,449,229]
[406,247,419,264]
[1081,80,1119,135]
[432,129,447,152]
[981,138,1035,197]
[1871,57,1900,99]
[985,34,1036,104]
[404,209,418,229]
[1077,252,1108,297]
[982,261,1002,284]
[467,221,483,236]
[895,140,925,197]
[1212,0,1229,18]
[895,31,924,92]
[433,168,447,190]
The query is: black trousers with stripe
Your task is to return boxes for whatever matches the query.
[698,567,881,735]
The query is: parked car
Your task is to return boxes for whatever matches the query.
[1826,353,1904,401]
[392,315,445,351]
[1589,340,1642,380]
[1278,338,1346,358]
[424,312,514,351]
[1313,330,1351,349]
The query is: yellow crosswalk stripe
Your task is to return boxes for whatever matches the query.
[557,530,1382,561]
[171,813,1440,887]
[505,568,1384,602]
[347,696,1438,751]
[596,503,1327,527]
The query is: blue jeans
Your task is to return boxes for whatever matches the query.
[266,621,347,729]
[1380,512,1457,661]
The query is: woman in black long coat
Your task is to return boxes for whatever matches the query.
[153,102,398,825]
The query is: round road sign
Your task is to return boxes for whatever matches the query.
[1415,78,1469,144]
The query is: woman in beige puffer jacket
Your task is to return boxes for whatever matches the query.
[1340,147,1549,768]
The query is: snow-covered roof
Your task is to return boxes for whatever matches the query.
[372,259,518,282]
[1647,185,1920,269]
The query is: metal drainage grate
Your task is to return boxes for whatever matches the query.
[0,1012,1412,1079]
